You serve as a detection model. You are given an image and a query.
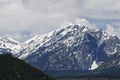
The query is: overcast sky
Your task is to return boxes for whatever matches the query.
[0,0,120,42]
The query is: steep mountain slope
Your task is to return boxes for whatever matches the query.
[18,25,120,71]
[98,52,120,69]
[0,36,22,55]
[95,36,120,70]
[0,54,54,80]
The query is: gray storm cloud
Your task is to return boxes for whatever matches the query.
[0,0,120,41]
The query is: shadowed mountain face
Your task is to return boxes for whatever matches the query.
[0,54,54,80]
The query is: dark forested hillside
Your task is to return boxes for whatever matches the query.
[0,54,54,80]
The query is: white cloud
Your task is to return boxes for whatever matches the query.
[115,28,120,39]
[0,0,120,41]
[106,25,117,36]
[74,18,97,29]
[105,25,120,39]
[83,0,120,19]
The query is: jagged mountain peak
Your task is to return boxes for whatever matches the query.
[0,36,22,55]
[19,25,93,58]
[24,25,106,44]
[0,25,117,56]
[19,25,113,59]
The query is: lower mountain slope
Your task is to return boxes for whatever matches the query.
[0,54,54,80]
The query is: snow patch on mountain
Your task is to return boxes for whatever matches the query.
[89,61,99,70]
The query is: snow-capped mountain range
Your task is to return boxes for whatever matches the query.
[0,25,120,72]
